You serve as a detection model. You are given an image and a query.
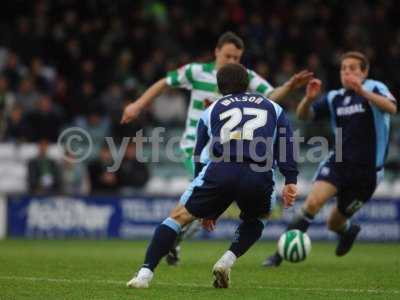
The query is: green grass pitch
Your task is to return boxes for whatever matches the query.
[0,239,399,299]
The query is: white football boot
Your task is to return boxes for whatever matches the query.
[212,251,236,288]
[126,268,154,288]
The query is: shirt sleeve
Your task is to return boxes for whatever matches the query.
[273,111,298,185]
[247,70,274,97]
[369,81,397,103]
[165,63,194,89]
[311,94,330,121]
[193,111,211,177]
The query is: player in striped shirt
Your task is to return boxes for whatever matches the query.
[262,51,397,268]
[121,32,312,172]
[121,31,312,265]
[126,63,298,289]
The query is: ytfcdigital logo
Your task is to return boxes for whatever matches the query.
[57,127,184,170]
[57,127,93,163]
[57,126,343,172]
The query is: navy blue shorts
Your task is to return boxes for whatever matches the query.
[180,162,275,221]
[314,155,382,217]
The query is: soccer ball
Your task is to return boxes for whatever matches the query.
[277,230,311,263]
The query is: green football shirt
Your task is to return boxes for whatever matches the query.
[166,62,274,152]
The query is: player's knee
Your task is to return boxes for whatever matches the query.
[326,217,336,231]
[326,217,342,232]
[257,215,269,229]
[326,210,346,232]
[169,205,195,226]
[304,194,324,215]
[254,219,265,237]
[259,213,270,220]
[241,218,265,238]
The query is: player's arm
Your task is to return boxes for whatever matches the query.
[121,78,168,124]
[274,111,299,207]
[121,64,195,124]
[296,79,322,121]
[268,70,314,102]
[196,107,217,232]
[195,107,216,232]
[274,111,299,185]
[345,76,397,114]
[247,70,275,98]
[362,91,397,114]
[193,115,211,178]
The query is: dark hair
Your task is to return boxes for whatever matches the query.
[217,63,249,95]
[216,31,244,50]
[340,51,370,72]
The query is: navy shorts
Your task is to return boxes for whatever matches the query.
[180,162,275,221]
[315,155,382,217]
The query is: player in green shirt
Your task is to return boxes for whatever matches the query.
[121,31,312,265]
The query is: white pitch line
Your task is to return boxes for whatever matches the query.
[0,275,399,295]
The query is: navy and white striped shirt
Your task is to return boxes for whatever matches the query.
[193,92,298,184]
[312,79,396,169]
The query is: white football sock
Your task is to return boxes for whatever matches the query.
[137,267,154,280]
[218,250,237,268]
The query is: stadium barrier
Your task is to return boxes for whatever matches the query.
[6,195,400,241]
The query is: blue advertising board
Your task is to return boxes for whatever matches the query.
[6,195,400,241]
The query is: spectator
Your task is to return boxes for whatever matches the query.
[275,55,298,110]
[88,144,119,194]
[27,139,61,195]
[52,76,74,121]
[306,53,327,84]
[79,59,97,86]
[118,142,150,194]
[100,82,124,116]
[111,97,144,144]
[4,105,28,142]
[1,51,24,90]
[30,56,56,94]
[14,77,41,113]
[26,95,62,142]
[113,50,135,86]
[61,149,90,195]
[0,75,15,138]
[275,54,297,86]
[0,0,397,194]
[75,110,110,158]
[74,81,101,117]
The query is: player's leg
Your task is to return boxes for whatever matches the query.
[213,166,272,288]
[327,167,378,256]
[182,148,194,175]
[326,205,348,232]
[213,216,267,288]
[127,204,196,288]
[186,162,236,288]
[166,220,201,265]
[262,180,337,267]
[139,160,231,288]
[327,206,361,256]
[289,180,338,230]
[166,148,201,266]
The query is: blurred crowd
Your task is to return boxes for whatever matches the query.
[0,0,399,194]
[26,139,149,195]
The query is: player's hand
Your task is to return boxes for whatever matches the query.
[282,184,297,208]
[201,219,216,232]
[305,78,322,101]
[343,74,364,94]
[286,70,314,90]
[120,101,142,124]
